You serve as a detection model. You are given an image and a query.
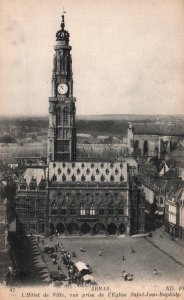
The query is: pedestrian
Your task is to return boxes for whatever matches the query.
[122,270,128,280]
[132,249,135,254]
[153,268,158,275]
[123,255,125,261]
[99,250,102,256]
[53,258,57,265]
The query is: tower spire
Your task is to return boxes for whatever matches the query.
[56,9,69,42]
[61,7,66,29]
[61,14,65,30]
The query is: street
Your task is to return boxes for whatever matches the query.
[33,228,184,285]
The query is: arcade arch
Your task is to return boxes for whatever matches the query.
[56,222,65,234]
[107,223,117,235]
[93,223,106,235]
[81,223,91,234]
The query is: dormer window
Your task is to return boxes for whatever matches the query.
[91,163,94,168]
[101,174,105,182]
[52,174,57,181]
[106,169,109,175]
[72,174,76,182]
[62,162,66,168]
[115,168,118,175]
[77,168,80,174]
[39,181,46,190]
[67,168,71,174]
[81,163,85,168]
[30,181,37,190]
[101,163,104,168]
[72,162,75,168]
[120,174,124,182]
[53,162,56,168]
[86,168,90,175]
[58,168,61,174]
[62,174,66,182]
[91,175,95,182]
[110,175,114,182]
[81,174,86,182]
[110,163,113,168]
[96,168,99,175]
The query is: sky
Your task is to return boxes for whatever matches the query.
[0,0,184,116]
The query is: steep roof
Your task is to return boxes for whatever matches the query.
[48,161,128,184]
[23,167,47,185]
[132,123,184,136]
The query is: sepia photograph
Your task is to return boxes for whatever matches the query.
[0,0,184,299]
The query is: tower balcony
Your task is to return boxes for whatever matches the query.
[54,45,71,51]
[49,96,76,102]
[55,71,68,76]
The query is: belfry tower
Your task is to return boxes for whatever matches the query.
[47,14,76,162]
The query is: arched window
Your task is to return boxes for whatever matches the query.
[143,140,148,155]
[70,203,76,215]
[60,205,67,215]
[29,179,37,190]
[20,183,26,190]
[99,203,104,215]
[80,206,86,215]
[90,204,95,215]
[51,202,57,215]
[56,107,62,126]
[118,203,124,215]
[160,197,163,205]
[108,202,114,215]
[39,180,46,190]
[63,107,69,125]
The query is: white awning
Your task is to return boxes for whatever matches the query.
[75,261,88,272]
[83,274,95,282]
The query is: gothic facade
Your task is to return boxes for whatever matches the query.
[16,14,145,236]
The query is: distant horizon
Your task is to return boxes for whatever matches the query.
[0,113,184,119]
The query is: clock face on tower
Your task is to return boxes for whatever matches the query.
[57,83,68,95]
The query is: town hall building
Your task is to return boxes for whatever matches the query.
[16,14,145,236]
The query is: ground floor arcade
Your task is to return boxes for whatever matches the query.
[49,221,127,236]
